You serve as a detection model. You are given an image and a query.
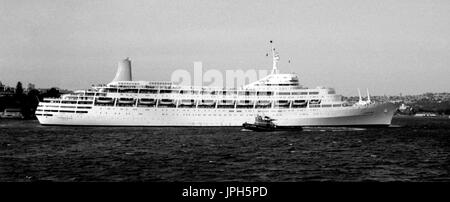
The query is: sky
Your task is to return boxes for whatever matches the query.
[0,0,449,96]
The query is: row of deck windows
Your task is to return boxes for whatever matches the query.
[102,88,321,96]
[87,99,347,109]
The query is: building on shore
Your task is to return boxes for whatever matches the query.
[414,113,437,117]
[0,108,24,119]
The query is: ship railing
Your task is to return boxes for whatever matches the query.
[108,81,173,88]
[77,96,94,101]
[43,97,61,100]
[41,98,62,103]
[61,96,79,100]
[244,86,306,91]
[92,84,107,87]
[174,85,239,91]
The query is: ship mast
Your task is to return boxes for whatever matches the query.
[270,40,280,74]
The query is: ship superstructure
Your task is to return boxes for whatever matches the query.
[36,46,396,126]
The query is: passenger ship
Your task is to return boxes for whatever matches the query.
[36,47,397,126]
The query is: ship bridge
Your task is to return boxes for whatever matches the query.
[244,73,304,90]
[244,41,304,90]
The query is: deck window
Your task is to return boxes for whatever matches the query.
[78,101,93,105]
[61,101,77,104]
[160,90,178,94]
[118,89,138,93]
[222,91,237,95]
[106,88,118,93]
[77,106,92,109]
[60,110,75,113]
[201,91,216,95]
[60,106,76,108]
[179,90,192,94]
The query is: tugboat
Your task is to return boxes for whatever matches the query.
[242,115,278,131]
[243,115,304,132]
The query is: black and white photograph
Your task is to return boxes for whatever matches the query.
[0,0,449,200]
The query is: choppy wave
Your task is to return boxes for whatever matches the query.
[0,117,449,182]
[302,127,367,132]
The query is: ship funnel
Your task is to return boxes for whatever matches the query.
[366,88,371,103]
[112,57,132,82]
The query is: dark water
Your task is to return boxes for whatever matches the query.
[0,117,449,182]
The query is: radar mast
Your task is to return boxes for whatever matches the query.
[270,40,280,74]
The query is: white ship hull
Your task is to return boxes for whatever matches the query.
[37,102,396,127]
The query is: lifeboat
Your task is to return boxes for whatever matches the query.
[236,100,254,107]
[95,97,114,104]
[256,100,272,107]
[159,99,176,105]
[217,100,235,106]
[292,100,307,108]
[201,90,216,95]
[179,99,196,106]
[117,98,135,104]
[198,100,216,106]
[274,100,290,107]
[138,98,156,105]
[292,100,307,105]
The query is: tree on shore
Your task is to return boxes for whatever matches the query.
[41,87,60,99]
[15,81,23,95]
[20,89,41,119]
